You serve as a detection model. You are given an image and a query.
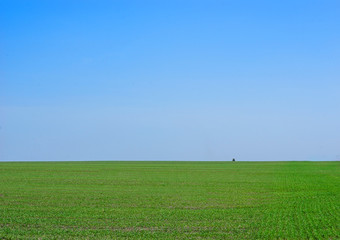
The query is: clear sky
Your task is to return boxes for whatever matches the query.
[1,0,340,161]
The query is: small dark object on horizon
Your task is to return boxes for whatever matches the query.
[232,158,236,162]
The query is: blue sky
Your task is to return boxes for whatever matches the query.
[1,0,340,161]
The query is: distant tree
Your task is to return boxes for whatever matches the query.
[232,158,235,162]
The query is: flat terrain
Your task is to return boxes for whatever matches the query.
[0,161,339,239]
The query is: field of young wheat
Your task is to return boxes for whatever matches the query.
[0,161,339,239]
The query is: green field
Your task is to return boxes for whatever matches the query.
[0,161,339,239]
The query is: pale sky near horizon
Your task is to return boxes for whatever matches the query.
[1,0,340,161]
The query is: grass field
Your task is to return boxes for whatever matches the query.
[0,161,339,239]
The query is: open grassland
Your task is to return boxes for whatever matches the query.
[0,161,339,239]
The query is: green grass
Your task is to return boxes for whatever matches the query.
[0,161,339,239]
